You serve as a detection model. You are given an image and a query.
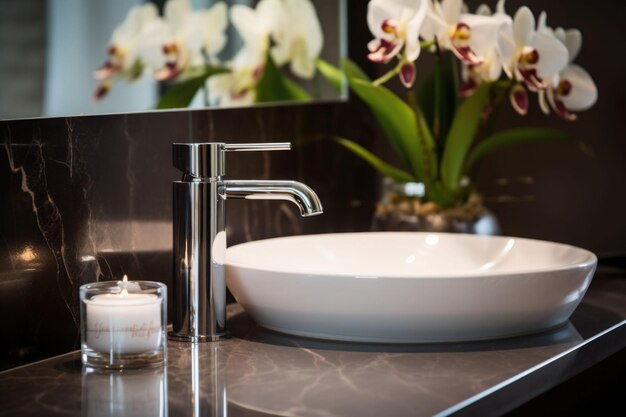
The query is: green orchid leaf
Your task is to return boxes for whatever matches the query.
[342,58,431,182]
[155,66,229,109]
[414,104,438,182]
[336,137,415,183]
[257,53,310,102]
[465,127,588,173]
[440,81,492,191]
[342,58,371,81]
[315,58,344,93]
[418,51,459,143]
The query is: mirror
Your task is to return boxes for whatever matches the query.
[0,0,346,120]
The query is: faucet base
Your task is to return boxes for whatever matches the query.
[168,331,231,343]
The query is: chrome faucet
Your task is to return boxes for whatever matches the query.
[169,142,323,342]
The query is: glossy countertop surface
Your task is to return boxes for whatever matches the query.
[1,270,625,417]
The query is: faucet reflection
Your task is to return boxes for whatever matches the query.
[169,142,323,342]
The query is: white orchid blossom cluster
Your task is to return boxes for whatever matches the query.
[208,0,323,106]
[93,0,323,106]
[367,0,597,119]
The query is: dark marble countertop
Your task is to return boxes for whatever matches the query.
[1,270,625,417]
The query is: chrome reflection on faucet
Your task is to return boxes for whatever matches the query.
[170,142,323,342]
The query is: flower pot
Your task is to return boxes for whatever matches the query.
[371,178,500,235]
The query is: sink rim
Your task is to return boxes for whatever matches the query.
[226,231,597,279]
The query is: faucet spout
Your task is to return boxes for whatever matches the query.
[223,180,323,216]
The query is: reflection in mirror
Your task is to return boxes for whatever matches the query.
[0,0,346,120]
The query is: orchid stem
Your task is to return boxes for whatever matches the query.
[372,60,403,86]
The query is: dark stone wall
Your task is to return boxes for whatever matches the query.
[0,103,378,370]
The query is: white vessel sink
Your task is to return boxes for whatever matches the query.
[225,232,597,343]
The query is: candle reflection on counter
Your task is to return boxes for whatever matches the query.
[81,365,167,417]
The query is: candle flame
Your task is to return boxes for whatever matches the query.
[121,274,129,296]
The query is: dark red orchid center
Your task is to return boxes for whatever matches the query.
[519,48,539,66]
[557,79,572,96]
[381,19,398,36]
[162,43,179,55]
[518,67,544,91]
[367,38,399,63]
[452,23,471,41]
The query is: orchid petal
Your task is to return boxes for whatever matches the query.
[486,52,503,81]
[405,0,427,61]
[558,64,597,110]
[290,38,315,78]
[495,0,507,14]
[531,30,569,83]
[367,39,402,63]
[460,14,506,60]
[497,21,516,79]
[269,0,323,78]
[510,84,529,115]
[547,88,577,121]
[538,89,550,114]
[367,1,395,40]
[420,2,448,42]
[537,11,547,32]
[111,3,159,45]
[512,7,534,47]
[441,0,462,26]
[201,3,228,56]
[476,4,491,16]
[164,0,191,32]
[564,29,582,62]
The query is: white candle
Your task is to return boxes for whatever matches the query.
[85,276,162,355]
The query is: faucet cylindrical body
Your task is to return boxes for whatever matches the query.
[169,142,322,343]
[170,180,228,341]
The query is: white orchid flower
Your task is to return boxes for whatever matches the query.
[270,0,323,79]
[93,3,162,97]
[458,0,511,96]
[230,0,279,67]
[421,0,507,67]
[497,7,568,92]
[535,21,597,121]
[366,0,427,87]
[155,0,228,81]
[208,0,279,107]
[207,47,263,107]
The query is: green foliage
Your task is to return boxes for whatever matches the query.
[465,127,583,173]
[315,58,345,94]
[155,66,229,109]
[257,53,310,102]
[342,58,436,183]
[335,137,415,183]
[440,82,492,191]
[417,51,459,144]
[316,59,588,210]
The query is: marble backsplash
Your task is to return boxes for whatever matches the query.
[0,103,379,370]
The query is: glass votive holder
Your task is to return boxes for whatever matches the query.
[80,277,167,369]
[82,365,168,417]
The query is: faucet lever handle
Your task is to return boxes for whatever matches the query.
[173,142,292,180]
[223,142,291,152]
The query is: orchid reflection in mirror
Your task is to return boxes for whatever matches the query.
[93,0,339,109]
